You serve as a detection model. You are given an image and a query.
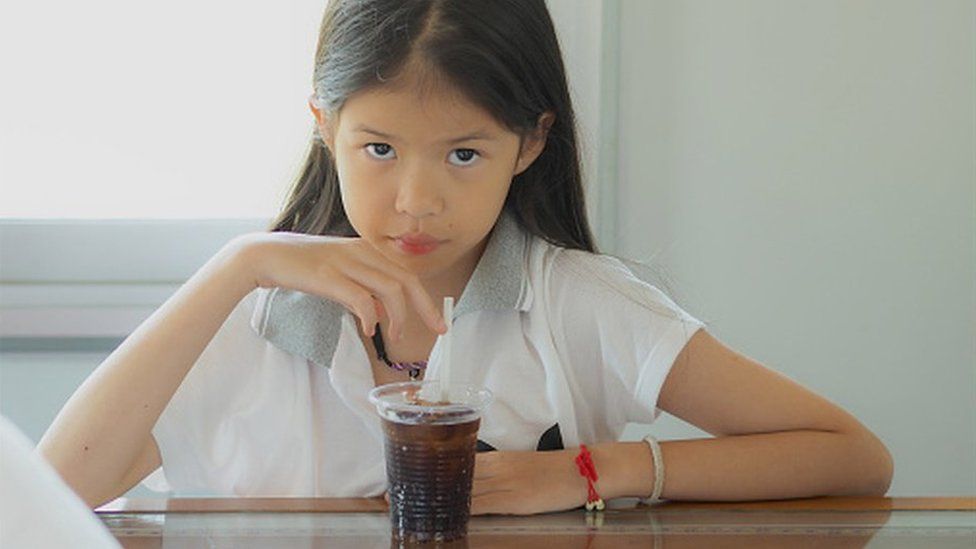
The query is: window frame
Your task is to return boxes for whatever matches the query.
[0,218,269,339]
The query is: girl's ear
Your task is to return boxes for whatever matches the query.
[513,111,555,176]
[308,94,337,153]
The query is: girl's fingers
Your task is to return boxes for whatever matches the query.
[471,479,506,498]
[383,270,445,334]
[319,275,379,337]
[354,248,446,335]
[473,453,497,480]
[339,261,410,341]
[294,238,446,336]
[470,490,512,516]
[403,279,448,335]
[351,292,380,337]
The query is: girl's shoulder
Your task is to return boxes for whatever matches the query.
[528,238,693,322]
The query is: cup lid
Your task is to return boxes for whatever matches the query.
[368,381,493,425]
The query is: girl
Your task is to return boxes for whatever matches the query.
[38,0,893,515]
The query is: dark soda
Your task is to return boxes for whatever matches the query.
[381,411,480,543]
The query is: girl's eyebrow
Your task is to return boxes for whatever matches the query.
[352,123,497,144]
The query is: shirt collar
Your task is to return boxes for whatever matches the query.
[250,209,532,367]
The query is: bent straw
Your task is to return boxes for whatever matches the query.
[439,297,454,402]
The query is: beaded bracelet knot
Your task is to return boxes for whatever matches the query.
[574,444,605,512]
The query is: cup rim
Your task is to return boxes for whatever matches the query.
[367,380,493,416]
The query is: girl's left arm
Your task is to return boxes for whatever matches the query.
[471,329,894,515]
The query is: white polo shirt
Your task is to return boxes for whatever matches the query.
[141,211,706,497]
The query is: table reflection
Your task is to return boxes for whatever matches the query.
[97,498,976,549]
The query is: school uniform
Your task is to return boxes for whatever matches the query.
[141,210,706,497]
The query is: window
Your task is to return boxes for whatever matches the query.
[0,1,330,341]
[0,1,321,219]
[0,0,619,342]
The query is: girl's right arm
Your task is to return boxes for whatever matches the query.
[36,232,445,508]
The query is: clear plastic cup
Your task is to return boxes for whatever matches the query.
[368,381,493,543]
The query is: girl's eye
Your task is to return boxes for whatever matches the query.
[365,143,396,160]
[448,148,480,167]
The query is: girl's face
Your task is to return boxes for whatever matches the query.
[310,79,550,281]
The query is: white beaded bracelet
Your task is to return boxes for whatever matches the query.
[639,434,665,504]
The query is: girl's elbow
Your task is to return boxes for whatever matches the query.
[872,443,895,496]
[854,434,895,496]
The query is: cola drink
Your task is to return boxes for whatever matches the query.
[369,381,493,543]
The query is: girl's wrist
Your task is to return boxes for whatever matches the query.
[587,441,657,501]
[216,233,268,293]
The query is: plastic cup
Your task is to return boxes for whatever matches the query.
[368,381,493,544]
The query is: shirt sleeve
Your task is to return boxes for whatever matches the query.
[548,250,707,425]
[139,289,312,496]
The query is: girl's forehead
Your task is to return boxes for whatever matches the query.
[337,81,510,139]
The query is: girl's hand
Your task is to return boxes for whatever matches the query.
[229,232,446,339]
[470,450,588,515]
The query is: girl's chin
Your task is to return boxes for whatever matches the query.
[379,246,444,277]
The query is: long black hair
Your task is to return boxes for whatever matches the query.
[269,0,596,253]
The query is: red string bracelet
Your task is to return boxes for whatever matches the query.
[574,444,605,511]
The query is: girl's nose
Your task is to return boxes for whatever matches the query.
[394,168,444,219]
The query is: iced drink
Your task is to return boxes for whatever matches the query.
[369,381,493,544]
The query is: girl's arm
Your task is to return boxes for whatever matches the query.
[471,329,894,515]
[37,232,445,508]
[35,239,258,508]
[598,328,894,501]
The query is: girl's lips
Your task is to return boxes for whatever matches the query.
[392,235,443,255]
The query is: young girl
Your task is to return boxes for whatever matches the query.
[38,0,893,515]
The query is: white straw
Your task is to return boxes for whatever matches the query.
[439,297,454,402]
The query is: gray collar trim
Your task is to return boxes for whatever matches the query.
[250,210,531,367]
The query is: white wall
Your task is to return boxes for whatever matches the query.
[615,0,976,496]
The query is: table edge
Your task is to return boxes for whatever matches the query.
[95,496,976,514]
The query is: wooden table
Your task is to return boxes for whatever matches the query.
[96,496,976,548]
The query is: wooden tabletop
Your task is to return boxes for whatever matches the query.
[97,495,974,513]
[95,497,976,548]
